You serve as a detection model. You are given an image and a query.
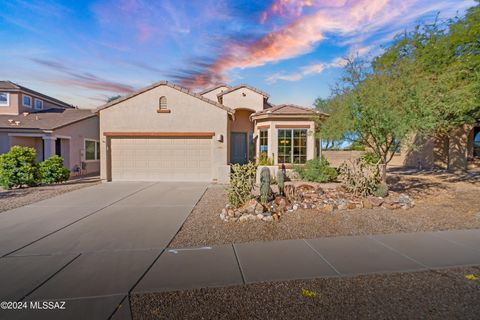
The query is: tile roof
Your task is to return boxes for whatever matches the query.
[253,104,326,116]
[97,80,234,114]
[199,84,230,95]
[217,84,270,98]
[0,108,96,130]
[0,81,74,109]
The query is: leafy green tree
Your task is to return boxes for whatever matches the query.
[314,97,352,150]
[0,146,40,189]
[319,57,437,182]
[317,2,479,181]
[375,3,480,132]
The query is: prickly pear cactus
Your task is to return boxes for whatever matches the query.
[260,167,271,204]
[276,169,285,196]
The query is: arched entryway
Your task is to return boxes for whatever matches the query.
[230,108,255,164]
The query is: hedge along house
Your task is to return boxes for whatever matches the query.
[97,81,324,182]
[0,81,100,175]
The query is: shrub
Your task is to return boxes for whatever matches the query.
[258,153,273,166]
[0,146,40,189]
[39,155,70,184]
[294,157,337,183]
[338,158,381,197]
[227,162,257,208]
[360,152,381,165]
[373,182,389,197]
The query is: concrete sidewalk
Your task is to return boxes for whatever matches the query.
[133,229,480,294]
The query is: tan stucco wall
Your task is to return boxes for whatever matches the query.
[201,86,229,102]
[254,120,315,165]
[322,150,364,168]
[99,85,230,182]
[221,88,264,112]
[231,109,254,132]
[55,116,100,174]
[390,124,475,171]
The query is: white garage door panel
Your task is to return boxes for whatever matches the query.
[111,137,212,181]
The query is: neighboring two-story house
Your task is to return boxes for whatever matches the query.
[97,81,325,182]
[0,81,100,175]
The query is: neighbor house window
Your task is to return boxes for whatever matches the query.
[259,130,268,156]
[0,92,9,106]
[474,127,480,158]
[278,129,307,164]
[34,99,43,110]
[23,95,32,108]
[84,140,100,161]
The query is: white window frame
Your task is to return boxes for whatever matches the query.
[22,94,32,108]
[34,98,43,110]
[84,139,100,162]
[0,92,10,106]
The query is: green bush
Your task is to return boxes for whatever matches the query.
[39,155,70,184]
[0,146,40,189]
[257,152,273,166]
[373,182,389,197]
[294,157,337,183]
[228,162,257,208]
[360,152,381,165]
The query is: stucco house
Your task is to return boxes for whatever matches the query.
[0,81,100,175]
[97,81,325,182]
[388,123,480,171]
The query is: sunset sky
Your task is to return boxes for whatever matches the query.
[0,0,475,108]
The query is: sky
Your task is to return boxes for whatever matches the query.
[0,0,476,109]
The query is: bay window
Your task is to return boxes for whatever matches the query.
[259,130,268,156]
[278,129,307,164]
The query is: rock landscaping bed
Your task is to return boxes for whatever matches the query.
[220,183,414,223]
[170,172,480,248]
[0,176,100,213]
[131,266,480,320]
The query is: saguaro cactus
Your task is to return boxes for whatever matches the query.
[276,169,285,196]
[260,167,271,204]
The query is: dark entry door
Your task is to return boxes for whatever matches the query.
[55,139,62,157]
[231,132,248,164]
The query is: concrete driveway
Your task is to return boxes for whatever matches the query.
[0,182,207,320]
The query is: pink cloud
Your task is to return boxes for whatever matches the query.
[260,0,315,23]
[185,0,393,88]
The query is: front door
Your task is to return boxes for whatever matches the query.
[231,132,248,164]
[55,139,62,157]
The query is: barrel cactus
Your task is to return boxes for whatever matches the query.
[276,169,285,196]
[260,167,271,204]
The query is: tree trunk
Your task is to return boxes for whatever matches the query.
[379,163,387,183]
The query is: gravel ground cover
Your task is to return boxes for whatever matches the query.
[131,266,480,319]
[170,172,480,248]
[0,175,101,212]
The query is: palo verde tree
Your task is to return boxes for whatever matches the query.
[330,58,435,182]
[317,2,480,181]
[375,2,480,133]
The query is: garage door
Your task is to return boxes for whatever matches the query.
[110,137,212,181]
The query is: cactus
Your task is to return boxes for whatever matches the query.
[260,167,271,204]
[276,169,285,196]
